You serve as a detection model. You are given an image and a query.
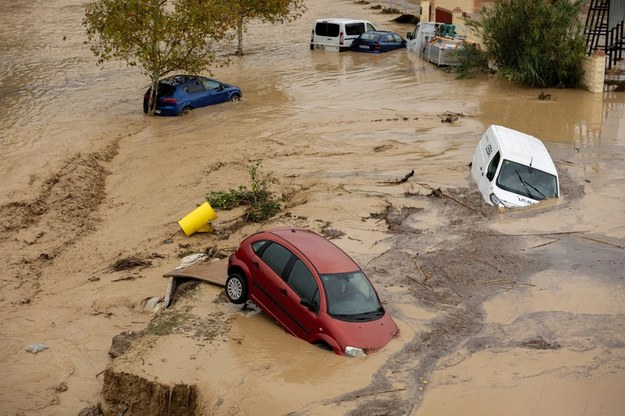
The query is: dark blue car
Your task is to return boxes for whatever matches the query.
[349,30,406,53]
[143,75,242,116]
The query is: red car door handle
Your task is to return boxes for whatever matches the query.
[252,261,259,269]
[280,288,287,296]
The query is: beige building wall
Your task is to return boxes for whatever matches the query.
[422,0,495,21]
[418,0,490,41]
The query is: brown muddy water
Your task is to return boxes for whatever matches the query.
[1,0,625,415]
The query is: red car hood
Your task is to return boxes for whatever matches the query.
[328,311,399,353]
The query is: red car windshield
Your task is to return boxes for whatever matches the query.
[320,271,383,320]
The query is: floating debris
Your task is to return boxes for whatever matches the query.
[521,337,561,350]
[26,343,48,354]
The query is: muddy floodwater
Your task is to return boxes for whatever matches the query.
[1,0,625,415]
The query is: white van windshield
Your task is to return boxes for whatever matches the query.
[496,159,558,200]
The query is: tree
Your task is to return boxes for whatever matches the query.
[83,0,233,115]
[214,0,306,56]
[468,0,586,88]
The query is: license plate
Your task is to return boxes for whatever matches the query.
[358,45,370,50]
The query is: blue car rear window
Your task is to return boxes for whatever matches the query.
[360,32,380,41]
[156,84,175,98]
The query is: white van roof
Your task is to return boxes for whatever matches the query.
[315,18,372,23]
[487,125,557,176]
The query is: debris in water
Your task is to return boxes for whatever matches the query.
[438,111,465,123]
[521,337,561,350]
[26,343,48,353]
[110,256,152,271]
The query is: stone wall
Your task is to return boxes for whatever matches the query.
[582,51,607,93]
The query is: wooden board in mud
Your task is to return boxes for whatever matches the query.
[163,259,228,287]
[162,260,228,307]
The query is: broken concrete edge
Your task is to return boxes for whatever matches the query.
[102,368,199,416]
[164,276,175,308]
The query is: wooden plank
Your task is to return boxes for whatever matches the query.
[163,259,228,288]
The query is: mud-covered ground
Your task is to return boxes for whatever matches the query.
[99,163,625,416]
[1,0,625,415]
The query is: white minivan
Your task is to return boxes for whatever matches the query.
[310,18,376,51]
[471,125,560,208]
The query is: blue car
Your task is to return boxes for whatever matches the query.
[143,75,242,116]
[349,30,407,53]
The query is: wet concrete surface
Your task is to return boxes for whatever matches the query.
[1,0,625,415]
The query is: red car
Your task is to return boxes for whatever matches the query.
[226,227,399,356]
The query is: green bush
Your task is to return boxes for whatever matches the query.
[469,0,586,88]
[455,42,490,79]
[206,162,281,222]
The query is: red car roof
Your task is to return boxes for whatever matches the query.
[266,227,360,274]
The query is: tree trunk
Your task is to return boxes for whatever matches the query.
[236,15,244,56]
[149,72,159,116]
[148,0,161,116]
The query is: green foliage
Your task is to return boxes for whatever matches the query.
[207,187,247,210]
[454,42,489,79]
[83,0,234,115]
[469,0,586,88]
[206,163,281,223]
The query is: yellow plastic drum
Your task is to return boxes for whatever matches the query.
[178,202,217,236]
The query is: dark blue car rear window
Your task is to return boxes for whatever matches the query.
[360,32,380,41]
[156,84,175,98]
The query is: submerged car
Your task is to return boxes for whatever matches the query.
[226,227,399,356]
[471,125,560,208]
[143,75,241,116]
[350,30,406,53]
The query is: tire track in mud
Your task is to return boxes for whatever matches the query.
[287,167,594,415]
[292,190,549,416]
[352,231,547,416]
[0,137,121,303]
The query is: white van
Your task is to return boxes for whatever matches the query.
[406,22,467,66]
[471,125,560,208]
[407,22,444,54]
[310,18,376,51]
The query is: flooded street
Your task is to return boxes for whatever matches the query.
[1,0,624,415]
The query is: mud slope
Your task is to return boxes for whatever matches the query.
[0,138,121,304]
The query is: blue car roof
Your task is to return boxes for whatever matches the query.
[160,75,205,86]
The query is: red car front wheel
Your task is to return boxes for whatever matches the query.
[226,273,248,304]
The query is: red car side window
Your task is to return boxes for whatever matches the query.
[287,259,319,308]
[260,242,292,277]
